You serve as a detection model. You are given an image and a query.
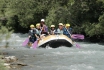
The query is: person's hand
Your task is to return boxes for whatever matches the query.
[29,36,31,38]
[71,35,73,38]
[35,34,40,39]
[37,36,40,39]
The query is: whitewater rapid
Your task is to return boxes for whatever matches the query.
[0,33,104,70]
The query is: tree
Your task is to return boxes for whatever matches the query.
[0,23,13,48]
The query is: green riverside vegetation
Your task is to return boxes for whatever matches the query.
[0,0,104,41]
[0,56,7,70]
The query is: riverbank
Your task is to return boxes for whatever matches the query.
[0,47,29,70]
[0,55,8,70]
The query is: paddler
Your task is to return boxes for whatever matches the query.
[63,23,72,38]
[56,23,64,34]
[40,19,49,36]
[35,23,42,43]
[28,24,39,47]
[50,25,56,35]
[36,23,41,37]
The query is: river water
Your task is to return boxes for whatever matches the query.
[0,33,104,70]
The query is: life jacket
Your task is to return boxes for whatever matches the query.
[63,27,72,34]
[50,29,56,35]
[36,28,41,35]
[41,25,48,35]
[63,27,72,38]
[29,29,36,38]
[56,28,63,34]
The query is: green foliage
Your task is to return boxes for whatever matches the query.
[0,0,104,37]
[45,8,57,27]
[0,25,13,41]
[0,57,7,70]
[0,23,13,48]
[68,0,104,37]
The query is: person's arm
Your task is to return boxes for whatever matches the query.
[54,29,61,35]
[36,29,39,35]
[28,30,31,38]
[35,34,39,39]
[34,29,40,40]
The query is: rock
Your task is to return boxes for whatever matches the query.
[3,56,27,69]
[4,63,11,68]
[0,56,5,59]
[4,56,18,63]
[0,52,8,55]
[12,66,16,69]
[10,56,17,61]
[4,57,11,63]
[4,63,10,66]
[6,65,11,68]
[17,63,27,66]
[11,62,28,66]
[10,62,27,69]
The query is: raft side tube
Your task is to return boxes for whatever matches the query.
[48,39,73,48]
[38,35,73,48]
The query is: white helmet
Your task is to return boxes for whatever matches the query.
[41,19,45,22]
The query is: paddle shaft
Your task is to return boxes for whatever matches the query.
[64,27,72,38]
[64,27,81,48]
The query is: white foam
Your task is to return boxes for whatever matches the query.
[78,51,96,54]
[70,64,94,70]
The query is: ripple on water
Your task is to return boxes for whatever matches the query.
[78,51,96,54]
[69,64,95,70]
[31,64,94,70]
[51,50,96,56]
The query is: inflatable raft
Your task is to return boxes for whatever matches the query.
[38,35,73,48]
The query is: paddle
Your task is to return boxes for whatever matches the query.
[74,42,81,48]
[64,27,81,48]
[72,34,84,40]
[32,40,38,49]
[22,38,29,46]
[77,34,84,40]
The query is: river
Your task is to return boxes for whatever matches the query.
[0,33,104,70]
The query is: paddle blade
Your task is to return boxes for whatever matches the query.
[32,40,38,49]
[77,34,84,40]
[22,38,29,46]
[76,43,81,48]
[72,34,84,40]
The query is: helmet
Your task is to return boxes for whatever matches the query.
[41,19,45,22]
[66,23,70,27]
[36,23,40,27]
[51,25,55,27]
[58,23,63,26]
[30,24,35,28]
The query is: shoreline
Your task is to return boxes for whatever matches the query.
[0,55,8,70]
[0,48,28,70]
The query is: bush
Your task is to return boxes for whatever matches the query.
[0,23,13,48]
